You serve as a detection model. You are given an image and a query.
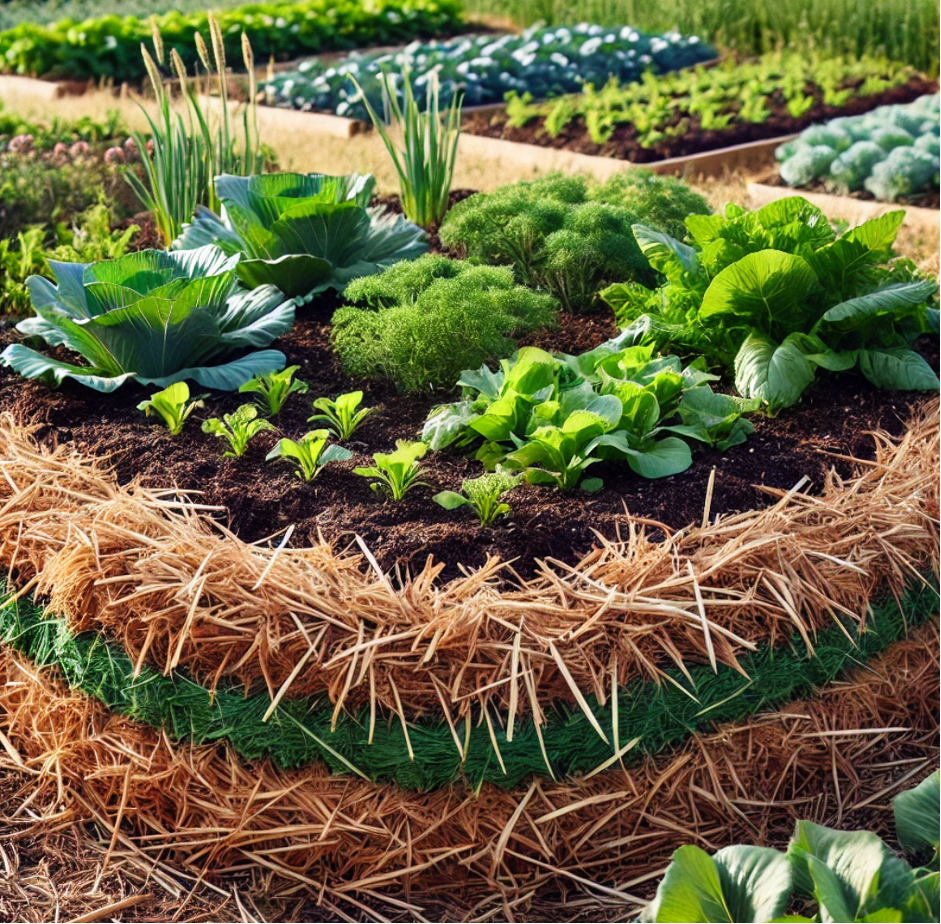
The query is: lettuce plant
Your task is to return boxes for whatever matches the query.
[423,341,753,489]
[174,172,427,304]
[642,770,940,923]
[202,403,275,457]
[266,429,352,482]
[137,382,206,436]
[604,198,940,411]
[308,390,375,441]
[239,365,308,416]
[434,471,521,526]
[354,440,428,500]
[0,246,293,392]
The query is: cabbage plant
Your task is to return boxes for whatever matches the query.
[0,246,293,392]
[174,172,428,304]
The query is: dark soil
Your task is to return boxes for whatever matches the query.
[761,173,941,210]
[1,298,936,584]
[463,77,938,164]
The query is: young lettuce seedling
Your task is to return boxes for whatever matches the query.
[239,364,309,416]
[434,471,521,527]
[309,390,375,440]
[202,404,275,457]
[266,429,352,482]
[354,440,428,501]
[137,382,206,436]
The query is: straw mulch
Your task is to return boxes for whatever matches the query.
[0,616,935,923]
[0,401,937,725]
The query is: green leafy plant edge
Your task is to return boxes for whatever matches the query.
[604,198,940,411]
[266,429,352,481]
[240,364,309,416]
[642,772,940,922]
[0,575,934,791]
[137,382,206,436]
[202,403,276,457]
[174,172,428,305]
[0,246,294,392]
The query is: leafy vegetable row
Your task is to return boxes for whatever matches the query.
[777,92,940,202]
[0,0,463,82]
[643,771,939,923]
[262,23,715,119]
[422,341,756,489]
[604,197,940,412]
[503,51,918,150]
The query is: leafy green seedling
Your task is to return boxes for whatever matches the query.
[434,471,521,526]
[239,364,309,416]
[354,440,428,501]
[136,382,206,436]
[309,390,376,440]
[266,429,352,482]
[201,404,275,457]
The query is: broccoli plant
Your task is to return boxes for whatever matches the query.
[308,390,376,440]
[137,382,206,436]
[239,365,309,416]
[434,471,521,526]
[266,429,352,481]
[202,404,276,457]
[354,440,428,500]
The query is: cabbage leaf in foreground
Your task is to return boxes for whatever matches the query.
[174,172,428,304]
[0,246,293,392]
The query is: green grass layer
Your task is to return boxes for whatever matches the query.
[0,578,936,790]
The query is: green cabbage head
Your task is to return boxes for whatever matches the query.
[173,172,428,304]
[0,245,294,393]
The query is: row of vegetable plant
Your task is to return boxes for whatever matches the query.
[0,0,464,81]
[489,51,927,158]
[776,93,940,202]
[261,24,715,119]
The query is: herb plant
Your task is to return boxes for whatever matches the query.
[332,255,557,392]
[603,197,940,411]
[434,471,521,526]
[641,770,939,923]
[439,171,711,311]
[174,172,427,304]
[239,365,309,416]
[309,391,375,441]
[356,66,462,229]
[355,440,429,500]
[0,247,294,392]
[137,382,206,436]
[266,430,352,481]
[423,341,755,490]
[202,404,275,457]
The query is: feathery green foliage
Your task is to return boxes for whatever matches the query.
[0,577,934,789]
[202,404,276,457]
[137,382,206,436]
[332,254,557,392]
[439,171,711,312]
